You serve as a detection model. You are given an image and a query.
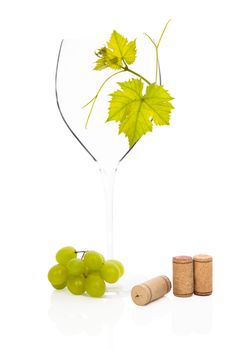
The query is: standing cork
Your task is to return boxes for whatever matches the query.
[173,256,194,297]
[193,254,212,296]
[131,275,171,306]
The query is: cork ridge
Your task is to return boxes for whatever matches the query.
[173,256,193,264]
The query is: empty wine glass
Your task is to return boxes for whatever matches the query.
[55,38,136,260]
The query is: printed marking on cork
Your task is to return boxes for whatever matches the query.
[173,256,194,297]
[131,275,172,306]
[193,254,213,296]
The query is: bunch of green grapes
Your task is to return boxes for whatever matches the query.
[48,246,124,297]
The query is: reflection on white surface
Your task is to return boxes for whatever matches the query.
[48,287,213,338]
[172,295,213,335]
[48,289,125,336]
[131,296,171,326]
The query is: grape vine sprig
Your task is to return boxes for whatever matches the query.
[83,20,174,148]
[48,246,124,297]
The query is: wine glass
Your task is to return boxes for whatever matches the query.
[54,28,173,293]
[55,38,136,261]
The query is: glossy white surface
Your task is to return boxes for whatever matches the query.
[1,0,233,349]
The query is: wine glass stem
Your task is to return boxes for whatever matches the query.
[99,164,118,259]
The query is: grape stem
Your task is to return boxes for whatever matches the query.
[75,250,87,259]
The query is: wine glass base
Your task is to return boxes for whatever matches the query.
[104,273,147,298]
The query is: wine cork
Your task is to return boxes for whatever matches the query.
[173,256,194,297]
[193,254,212,296]
[131,275,171,306]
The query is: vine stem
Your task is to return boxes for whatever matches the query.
[144,19,171,84]
[84,67,151,128]
[124,67,151,85]
[84,70,125,128]
[155,47,159,84]
[83,23,172,128]
[157,19,171,48]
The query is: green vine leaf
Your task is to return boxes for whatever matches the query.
[107,78,174,147]
[94,30,136,71]
[84,23,174,144]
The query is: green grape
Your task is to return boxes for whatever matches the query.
[66,258,85,276]
[83,251,105,271]
[108,259,124,277]
[84,265,89,277]
[67,275,85,295]
[48,264,68,286]
[52,281,67,290]
[56,246,77,266]
[89,271,101,276]
[101,261,120,283]
[85,274,106,297]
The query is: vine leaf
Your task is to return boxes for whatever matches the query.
[107,79,174,147]
[94,30,136,71]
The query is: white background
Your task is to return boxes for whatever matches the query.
[0,0,233,349]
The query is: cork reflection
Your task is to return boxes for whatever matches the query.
[172,296,213,335]
[131,296,171,326]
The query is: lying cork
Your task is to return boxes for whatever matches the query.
[173,256,194,297]
[131,275,172,306]
[193,254,212,296]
